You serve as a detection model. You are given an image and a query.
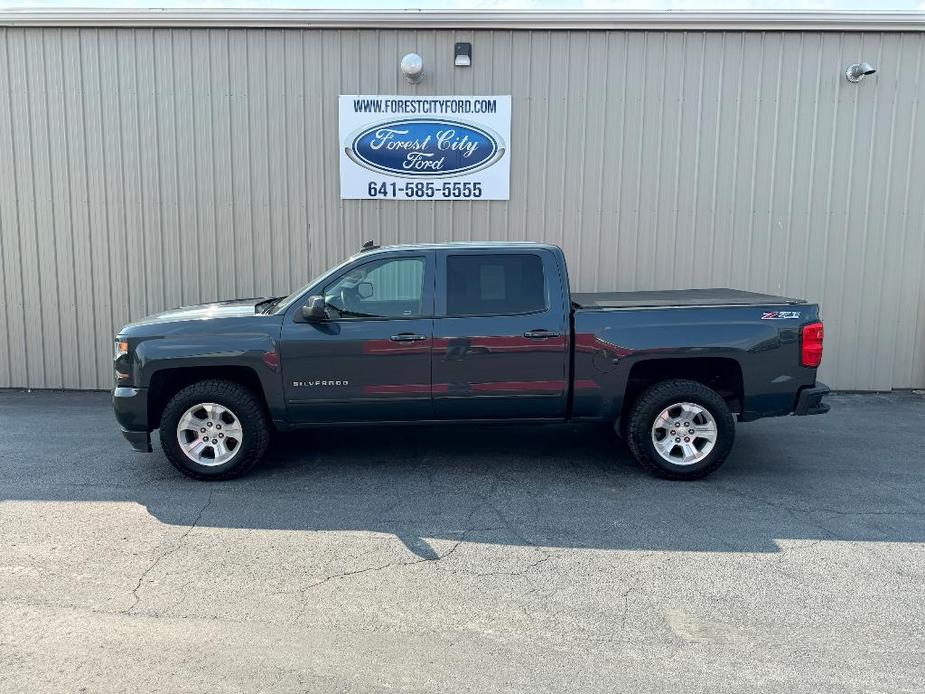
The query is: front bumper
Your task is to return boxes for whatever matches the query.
[793,383,831,416]
[120,427,152,453]
[113,386,152,452]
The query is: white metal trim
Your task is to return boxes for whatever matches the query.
[0,9,923,31]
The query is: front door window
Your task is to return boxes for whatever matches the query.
[323,257,425,319]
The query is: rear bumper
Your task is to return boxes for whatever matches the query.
[793,383,831,416]
[113,386,152,452]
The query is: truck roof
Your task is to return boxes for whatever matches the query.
[361,241,561,253]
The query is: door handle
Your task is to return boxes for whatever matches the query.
[390,333,427,342]
[523,329,561,339]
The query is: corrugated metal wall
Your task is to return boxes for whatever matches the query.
[0,27,923,390]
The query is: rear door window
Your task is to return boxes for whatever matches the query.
[446,254,546,316]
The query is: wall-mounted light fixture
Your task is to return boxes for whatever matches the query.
[401,53,424,84]
[845,62,877,83]
[454,42,472,67]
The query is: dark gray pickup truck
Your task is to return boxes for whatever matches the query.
[113,242,829,481]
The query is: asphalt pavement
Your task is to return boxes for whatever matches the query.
[1,390,923,693]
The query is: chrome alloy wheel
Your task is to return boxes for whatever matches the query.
[176,402,243,466]
[650,402,717,466]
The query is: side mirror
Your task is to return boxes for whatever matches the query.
[301,295,327,321]
[356,281,373,300]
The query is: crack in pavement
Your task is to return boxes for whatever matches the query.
[289,503,494,624]
[619,585,635,630]
[124,490,214,615]
[612,551,662,634]
[436,547,556,580]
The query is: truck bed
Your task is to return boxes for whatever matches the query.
[572,288,805,310]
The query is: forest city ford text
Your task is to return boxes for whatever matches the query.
[353,98,498,114]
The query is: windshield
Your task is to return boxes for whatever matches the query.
[268,254,361,314]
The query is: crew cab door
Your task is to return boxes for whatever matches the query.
[432,249,570,419]
[280,252,435,423]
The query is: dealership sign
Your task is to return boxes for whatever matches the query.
[339,96,511,200]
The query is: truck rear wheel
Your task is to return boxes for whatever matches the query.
[158,379,269,480]
[626,379,735,480]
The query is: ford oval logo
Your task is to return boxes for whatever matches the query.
[345,119,504,178]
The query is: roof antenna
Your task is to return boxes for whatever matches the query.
[361,240,379,252]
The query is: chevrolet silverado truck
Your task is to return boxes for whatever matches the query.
[113,242,829,481]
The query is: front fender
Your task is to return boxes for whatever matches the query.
[135,332,286,419]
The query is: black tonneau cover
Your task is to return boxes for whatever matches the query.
[572,288,805,309]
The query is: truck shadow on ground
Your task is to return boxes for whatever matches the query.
[3,392,923,556]
[224,418,923,556]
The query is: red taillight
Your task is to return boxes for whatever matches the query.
[801,321,824,367]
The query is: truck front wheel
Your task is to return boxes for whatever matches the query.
[158,379,270,480]
[626,379,735,480]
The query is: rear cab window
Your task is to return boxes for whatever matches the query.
[445,253,547,316]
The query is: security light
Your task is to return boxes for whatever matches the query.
[845,62,877,83]
[400,53,424,83]
[454,42,472,67]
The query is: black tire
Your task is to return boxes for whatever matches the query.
[158,379,269,480]
[626,379,735,480]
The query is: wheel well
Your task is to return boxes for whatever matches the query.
[147,366,269,429]
[624,358,744,414]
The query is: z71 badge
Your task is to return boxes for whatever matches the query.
[761,311,801,320]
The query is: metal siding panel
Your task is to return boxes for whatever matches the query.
[0,27,923,390]
[208,29,234,302]
[189,29,216,303]
[636,32,667,291]
[829,32,863,387]
[0,31,10,387]
[135,29,164,329]
[905,33,925,388]
[44,29,81,389]
[81,29,117,387]
[859,33,898,390]
[469,30,496,244]
[803,33,840,336]
[99,29,130,371]
[677,33,705,290]
[7,29,46,387]
[895,34,925,388]
[839,31,876,389]
[264,30,286,296]
[767,33,796,297]
[114,29,145,319]
[171,29,200,306]
[60,29,96,387]
[228,29,252,298]
[874,34,909,390]
[617,30,647,291]
[787,32,820,297]
[318,29,341,268]
[302,29,325,281]
[247,30,272,299]
[694,31,724,288]
[152,29,180,312]
[562,32,590,288]
[282,30,306,296]
[0,29,27,388]
[524,31,551,252]
[26,31,63,388]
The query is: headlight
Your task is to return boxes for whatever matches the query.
[114,338,130,381]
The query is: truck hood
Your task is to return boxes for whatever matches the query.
[124,297,271,329]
